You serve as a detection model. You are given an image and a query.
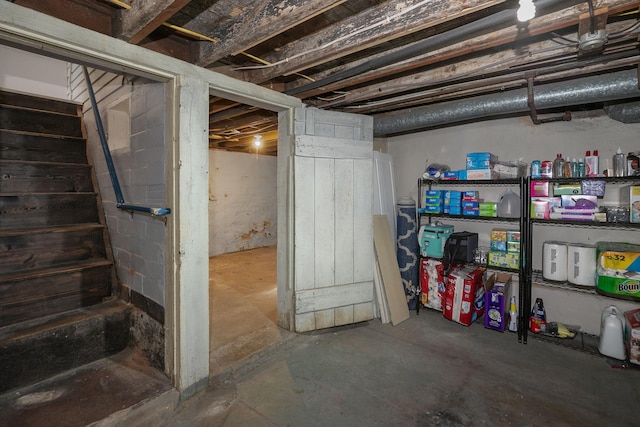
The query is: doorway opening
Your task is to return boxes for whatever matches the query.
[206,101,283,377]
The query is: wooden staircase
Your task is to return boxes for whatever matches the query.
[0,89,128,393]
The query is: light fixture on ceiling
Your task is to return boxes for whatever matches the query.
[517,0,536,22]
[253,135,262,158]
[253,135,262,148]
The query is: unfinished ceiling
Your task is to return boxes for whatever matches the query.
[10,0,640,155]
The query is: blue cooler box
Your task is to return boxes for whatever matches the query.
[418,224,454,258]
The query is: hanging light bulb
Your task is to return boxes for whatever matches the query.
[517,0,536,22]
[253,135,262,148]
[253,135,262,158]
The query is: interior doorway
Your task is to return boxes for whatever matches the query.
[206,114,283,377]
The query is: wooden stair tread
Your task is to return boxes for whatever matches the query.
[0,89,81,116]
[0,223,105,237]
[0,128,86,141]
[0,259,113,283]
[0,191,96,196]
[0,103,81,118]
[0,299,129,342]
[0,158,92,168]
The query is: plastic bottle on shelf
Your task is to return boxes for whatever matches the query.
[508,295,518,332]
[571,158,578,178]
[578,158,585,177]
[497,188,520,218]
[552,153,564,178]
[562,157,572,178]
[613,147,626,177]
[585,150,599,177]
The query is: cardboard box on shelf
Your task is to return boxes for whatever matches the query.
[506,230,521,243]
[624,308,640,365]
[490,228,508,242]
[488,251,520,270]
[484,272,513,332]
[530,180,550,197]
[466,152,497,170]
[621,185,640,223]
[442,266,485,326]
[465,169,498,180]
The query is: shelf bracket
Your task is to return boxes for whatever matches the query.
[527,76,572,125]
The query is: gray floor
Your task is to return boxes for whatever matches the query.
[3,246,639,426]
[142,309,637,427]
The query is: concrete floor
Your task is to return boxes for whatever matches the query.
[208,245,289,379]
[3,246,640,426]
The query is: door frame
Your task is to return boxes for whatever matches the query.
[0,2,303,396]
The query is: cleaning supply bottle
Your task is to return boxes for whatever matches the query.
[585,150,599,177]
[553,153,564,178]
[578,158,585,177]
[508,295,518,332]
[529,298,546,333]
[614,147,626,177]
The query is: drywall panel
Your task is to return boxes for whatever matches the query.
[208,150,277,256]
[0,45,68,99]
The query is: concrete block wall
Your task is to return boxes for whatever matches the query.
[71,67,168,308]
[208,150,277,256]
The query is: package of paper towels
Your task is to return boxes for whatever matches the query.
[596,242,640,301]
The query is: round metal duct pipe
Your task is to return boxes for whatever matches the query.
[373,69,640,136]
[604,101,640,123]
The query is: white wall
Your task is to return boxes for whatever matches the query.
[387,112,639,200]
[386,111,640,334]
[208,150,277,256]
[0,45,68,99]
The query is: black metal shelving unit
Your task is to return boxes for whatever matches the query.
[523,175,640,343]
[417,177,528,341]
[417,175,639,345]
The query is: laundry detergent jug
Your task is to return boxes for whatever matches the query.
[497,189,521,218]
[598,305,626,360]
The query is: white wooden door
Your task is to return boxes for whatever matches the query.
[292,109,374,332]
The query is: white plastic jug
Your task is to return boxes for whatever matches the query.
[598,305,626,360]
[497,189,521,218]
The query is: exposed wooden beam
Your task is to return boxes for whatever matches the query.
[328,20,635,108]
[240,0,507,83]
[209,111,277,131]
[195,0,347,67]
[116,0,191,44]
[14,0,114,35]
[289,0,640,100]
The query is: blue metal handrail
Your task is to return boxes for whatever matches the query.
[83,66,171,217]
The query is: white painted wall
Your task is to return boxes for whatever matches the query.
[0,45,68,99]
[386,111,640,334]
[208,150,277,256]
[388,113,640,200]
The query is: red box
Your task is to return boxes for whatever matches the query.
[443,266,485,326]
[624,309,640,366]
[420,258,446,311]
